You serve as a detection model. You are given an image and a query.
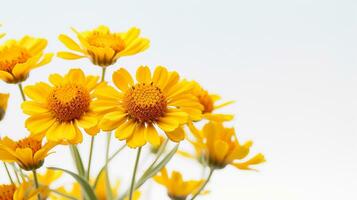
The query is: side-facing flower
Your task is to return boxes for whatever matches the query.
[0,36,53,84]
[154,168,205,200]
[191,81,234,122]
[0,93,9,121]
[186,122,265,170]
[58,25,150,67]
[0,182,44,200]
[93,66,203,148]
[21,68,100,144]
[0,136,57,170]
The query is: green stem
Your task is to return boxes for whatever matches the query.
[3,162,14,184]
[190,168,215,200]
[50,189,77,200]
[145,139,168,174]
[129,147,142,200]
[86,136,95,180]
[32,170,41,200]
[18,83,26,101]
[93,144,126,189]
[101,67,107,82]
[105,133,113,199]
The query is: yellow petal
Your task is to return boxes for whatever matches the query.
[114,120,136,140]
[33,53,54,69]
[21,101,48,115]
[25,113,56,134]
[127,124,147,148]
[24,82,52,102]
[57,51,85,60]
[112,68,134,91]
[0,71,14,83]
[152,66,168,89]
[165,126,185,142]
[145,124,161,146]
[58,34,83,52]
[99,111,127,131]
[136,66,151,83]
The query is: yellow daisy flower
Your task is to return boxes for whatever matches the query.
[186,122,265,170]
[93,66,203,148]
[0,136,57,170]
[191,81,234,122]
[21,68,100,144]
[0,36,53,84]
[0,93,9,121]
[58,25,150,67]
[154,168,205,200]
[0,182,44,200]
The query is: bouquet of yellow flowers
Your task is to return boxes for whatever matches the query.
[0,25,265,200]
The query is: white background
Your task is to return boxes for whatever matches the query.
[1,0,357,199]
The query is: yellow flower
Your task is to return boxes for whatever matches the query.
[186,122,265,170]
[0,93,9,121]
[0,136,57,170]
[58,25,150,67]
[154,168,204,200]
[191,81,234,122]
[93,66,203,148]
[21,68,100,144]
[0,36,53,84]
[0,182,44,200]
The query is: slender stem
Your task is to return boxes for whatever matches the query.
[32,170,41,200]
[144,139,168,174]
[3,162,14,184]
[101,67,107,82]
[93,144,127,189]
[18,83,26,101]
[105,132,113,199]
[190,168,215,200]
[86,136,95,180]
[129,147,142,200]
[12,166,21,184]
[50,189,77,200]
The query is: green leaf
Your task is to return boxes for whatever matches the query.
[70,145,85,177]
[49,167,97,200]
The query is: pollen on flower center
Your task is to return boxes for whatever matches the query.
[0,45,30,73]
[0,184,16,200]
[198,90,214,113]
[16,137,42,153]
[48,84,90,122]
[87,33,125,52]
[123,83,167,123]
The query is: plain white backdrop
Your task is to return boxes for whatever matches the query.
[1,0,357,199]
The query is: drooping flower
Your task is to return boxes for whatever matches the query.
[154,168,205,200]
[0,36,53,84]
[0,93,9,121]
[58,25,150,67]
[93,66,203,148]
[191,81,234,122]
[21,68,100,144]
[0,136,57,170]
[0,182,44,200]
[185,122,265,170]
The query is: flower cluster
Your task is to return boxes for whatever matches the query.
[0,25,265,200]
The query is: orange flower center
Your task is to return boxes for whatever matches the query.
[123,83,167,123]
[0,45,30,73]
[0,185,16,200]
[87,33,125,52]
[198,90,214,113]
[16,137,42,154]
[48,84,90,122]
